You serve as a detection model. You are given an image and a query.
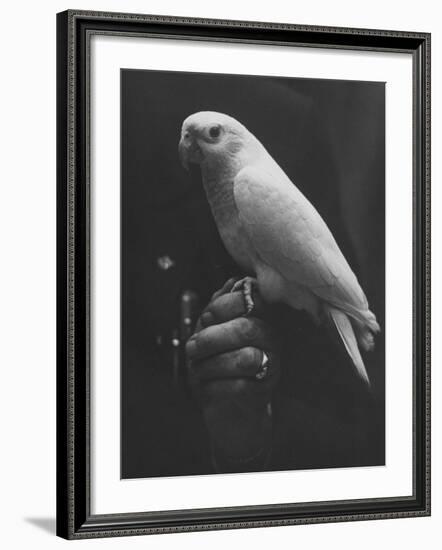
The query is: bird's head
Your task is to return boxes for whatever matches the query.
[178,111,249,170]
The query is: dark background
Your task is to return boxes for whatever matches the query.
[121,69,385,479]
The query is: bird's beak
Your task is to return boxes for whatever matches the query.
[178,134,203,171]
[178,138,190,171]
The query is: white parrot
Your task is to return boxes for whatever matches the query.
[178,111,380,386]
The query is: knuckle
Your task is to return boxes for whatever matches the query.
[194,326,221,355]
[199,309,215,328]
[194,331,208,352]
[238,317,260,340]
[206,300,221,321]
[235,316,250,335]
[185,337,196,356]
[185,329,213,358]
[209,293,218,303]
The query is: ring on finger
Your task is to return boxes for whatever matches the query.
[255,351,270,380]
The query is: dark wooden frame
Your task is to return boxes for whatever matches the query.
[56,9,431,539]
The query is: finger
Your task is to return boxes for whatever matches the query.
[194,289,245,333]
[191,347,263,380]
[210,277,240,301]
[195,279,241,332]
[205,292,247,326]
[190,351,280,389]
[185,317,276,361]
[200,288,266,330]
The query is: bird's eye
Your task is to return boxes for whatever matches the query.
[209,125,221,139]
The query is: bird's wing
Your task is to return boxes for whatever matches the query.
[233,164,368,315]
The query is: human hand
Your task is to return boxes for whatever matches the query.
[185,278,280,464]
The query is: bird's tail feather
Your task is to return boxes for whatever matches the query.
[327,306,371,387]
[335,302,380,336]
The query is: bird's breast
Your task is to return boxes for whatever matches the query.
[217,212,256,275]
[202,173,256,275]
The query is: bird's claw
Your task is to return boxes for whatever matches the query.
[231,277,257,316]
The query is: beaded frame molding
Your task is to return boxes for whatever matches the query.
[56,10,431,540]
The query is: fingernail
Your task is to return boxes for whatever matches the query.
[185,338,197,358]
[200,311,214,327]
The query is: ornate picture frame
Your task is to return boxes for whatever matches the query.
[56,10,430,539]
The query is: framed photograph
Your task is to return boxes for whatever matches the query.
[56,10,431,539]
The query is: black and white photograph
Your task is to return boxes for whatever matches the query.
[1,0,439,546]
[54,9,431,540]
[121,69,386,479]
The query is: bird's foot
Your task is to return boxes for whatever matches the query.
[231,277,258,316]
